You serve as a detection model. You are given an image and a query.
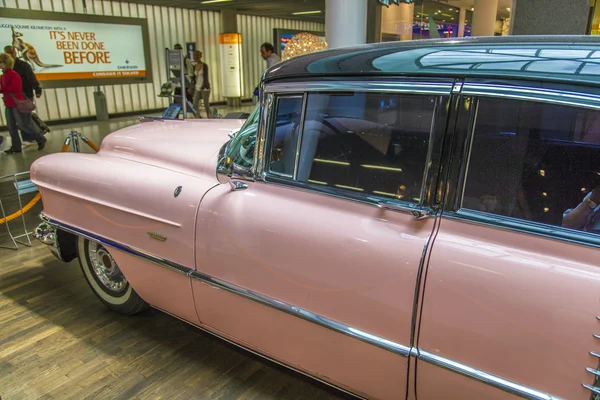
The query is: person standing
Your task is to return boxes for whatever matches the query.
[0,53,46,153]
[4,45,45,143]
[189,50,211,118]
[173,43,194,104]
[260,42,281,68]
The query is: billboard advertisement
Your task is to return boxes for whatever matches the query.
[0,9,152,88]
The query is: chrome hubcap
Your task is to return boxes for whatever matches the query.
[88,242,127,293]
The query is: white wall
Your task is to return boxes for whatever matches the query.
[237,14,324,99]
[0,0,325,126]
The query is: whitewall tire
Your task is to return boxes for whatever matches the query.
[77,236,148,315]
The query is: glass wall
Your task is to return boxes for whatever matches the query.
[413,0,473,39]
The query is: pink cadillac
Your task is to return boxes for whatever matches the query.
[32,36,600,399]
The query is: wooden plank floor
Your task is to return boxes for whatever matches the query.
[0,240,354,400]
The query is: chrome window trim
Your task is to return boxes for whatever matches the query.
[444,209,600,249]
[453,83,600,248]
[458,98,479,210]
[259,91,447,212]
[292,92,308,180]
[263,80,455,96]
[262,176,436,218]
[418,349,562,400]
[462,83,600,111]
[263,93,305,179]
[40,213,411,358]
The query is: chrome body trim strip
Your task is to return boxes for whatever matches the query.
[583,383,600,395]
[586,367,600,377]
[462,83,600,110]
[40,214,192,277]
[418,350,561,400]
[153,305,366,400]
[189,269,411,357]
[264,80,454,95]
[591,351,600,359]
[42,213,411,358]
[594,334,600,339]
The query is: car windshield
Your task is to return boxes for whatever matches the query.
[226,121,257,170]
[238,104,260,133]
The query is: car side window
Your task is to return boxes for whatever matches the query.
[268,96,304,177]
[462,97,600,235]
[295,92,436,203]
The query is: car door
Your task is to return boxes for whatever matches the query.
[192,80,453,400]
[415,81,600,400]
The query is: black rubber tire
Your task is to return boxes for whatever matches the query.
[76,236,148,315]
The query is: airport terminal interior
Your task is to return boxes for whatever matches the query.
[2,0,600,399]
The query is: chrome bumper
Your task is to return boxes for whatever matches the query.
[34,216,63,261]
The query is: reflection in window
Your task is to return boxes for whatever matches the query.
[462,98,600,235]
[296,92,436,203]
[269,96,303,177]
[227,124,257,170]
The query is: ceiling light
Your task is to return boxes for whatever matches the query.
[507,7,511,11]
[292,10,322,15]
[200,0,232,3]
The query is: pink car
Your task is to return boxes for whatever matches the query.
[33,36,600,400]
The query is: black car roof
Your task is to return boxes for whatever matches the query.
[263,36,600,87]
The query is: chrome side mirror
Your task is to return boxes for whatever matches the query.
[216,156,233,184]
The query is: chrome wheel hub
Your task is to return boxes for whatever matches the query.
[88,242,127,293]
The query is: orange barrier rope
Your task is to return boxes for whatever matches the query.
[0,193,41,225]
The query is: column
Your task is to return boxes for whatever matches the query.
[472,0,498,36]
[220,9,241,107]
[381,2,414,41]
[458,7,466,37]
[366,0,382,43]
[326,0,368,49]
[510,0,590,35]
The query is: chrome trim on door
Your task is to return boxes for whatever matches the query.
[153,305,366,400]
[462,83,600,110]
[418,350,561,400]
[587,368,600,377]
[375,200,433,220]
[189,269,411,357]
[42,213,411,358]
[40,214,192,277]
[583,384,600,395]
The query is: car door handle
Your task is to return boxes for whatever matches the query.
[376,201,432,220]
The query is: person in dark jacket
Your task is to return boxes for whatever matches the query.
[4,46,42,101]
[0,53,46,153]
[4,45,46,143]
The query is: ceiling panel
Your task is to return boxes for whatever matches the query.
[123,0,326,21]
